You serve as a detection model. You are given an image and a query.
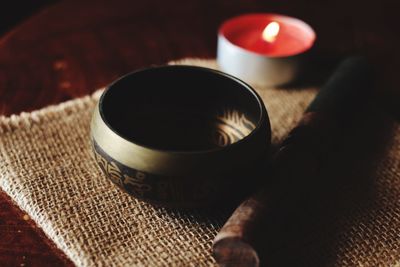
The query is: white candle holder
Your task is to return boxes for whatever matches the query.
[217,14,316,87]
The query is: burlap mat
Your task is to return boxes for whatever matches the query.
[0,59,399,267]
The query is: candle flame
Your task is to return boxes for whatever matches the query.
[262,21,280,43]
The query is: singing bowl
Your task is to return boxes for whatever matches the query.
[91,65,271,208]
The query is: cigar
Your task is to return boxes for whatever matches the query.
[212,56,374,267]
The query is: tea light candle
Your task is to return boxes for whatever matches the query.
[217,13,316,86]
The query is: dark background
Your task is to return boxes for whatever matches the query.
[0,1,57,35]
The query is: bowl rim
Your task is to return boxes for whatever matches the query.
[97,65,269,155]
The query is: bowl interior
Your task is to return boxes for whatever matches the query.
[100,66,263,152]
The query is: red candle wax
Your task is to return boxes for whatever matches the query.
[219,13,315,57]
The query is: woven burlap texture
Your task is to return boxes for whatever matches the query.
[0,59,399,267]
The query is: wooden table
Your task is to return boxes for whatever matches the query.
[0,0,398,266]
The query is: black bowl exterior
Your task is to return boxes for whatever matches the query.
[91,137,268,208]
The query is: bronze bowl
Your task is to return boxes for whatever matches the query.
[91,65,271,208]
